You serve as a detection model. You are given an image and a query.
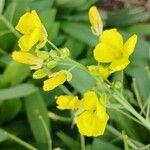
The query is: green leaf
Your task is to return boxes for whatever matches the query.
[0,129,8,142]
[25,91,50,150]
[61,21,98,47]
[0,84,38,101]
[91,139,121,150]
[64,37,85,58]
[124,34,150,100]
[0,99,22,123]
[3,61,30,86]
[57,131,80,150]
[125,24,150,35]
[31,0,54,11]
[107,7,150,27]
[55,0,86,9]
[0,0,5,14]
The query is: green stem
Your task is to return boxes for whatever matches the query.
[48,111,71,122]
[47,40,60,52]
[132,78,143,111]
[0,15,20,38]
[5,131,37,150]
[120,70,124,94]
[39,115,52,150]
[80,135,85,150]
[113,92,150,130]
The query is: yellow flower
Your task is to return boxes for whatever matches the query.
[56,91,109,137]
[88,65,110,79]
[94,29,137,72]
[88,6,103,36]
[12,51,43,69]
[16,10,47,51]
[76,91,109,137]
[43,70,72,91]
[56,96,80,110]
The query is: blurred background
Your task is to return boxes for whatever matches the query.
[0,0,150,149]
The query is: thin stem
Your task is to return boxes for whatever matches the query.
[120,70,124,94]
[113,92,150,130]
[59,85,72,95]
[122,131,129,150]
[48,111,71,122]
[132,78,143,111]
[5,131,37,150]
[0,15,20,38]
[39,115,52,150]
[47,40,60,52]
[80,135,85,150]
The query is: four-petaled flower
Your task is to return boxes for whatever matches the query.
[16,10,47,51]
[94,29,137,72]
[56,91,109,137]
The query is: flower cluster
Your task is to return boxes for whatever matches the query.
[56,91,109,137]
[12,10,72,91]
[11,6,138,138]
[88,6,138,79]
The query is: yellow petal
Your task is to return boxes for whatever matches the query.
[94,43,115,63]
[100,29,124,52]
[123,34,137,57]
[76,111,109,137]
[43,70,71,91]
[12,51,42,65]
[18,35,31,51]
[31,10,42,27]
[109,58,130,72]
[16,12,35,34]
[56,96,80,110]
[88,6,103,35]
[81,91,98,110]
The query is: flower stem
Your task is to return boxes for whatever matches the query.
[80,134,85,150]
[4,131,37,150]
[39,115,52,150]
[47,40,60,52]
[0,15,20,38]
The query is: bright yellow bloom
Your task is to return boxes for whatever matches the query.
[94,29,137,72]
[88,6,103,36]
[56,91,109,137]
[56,96,80,110]
[12,51,43,69]
[16,10,47,51]
[88,65,109,79]
[76,91,109,137]
[43,70,72,91]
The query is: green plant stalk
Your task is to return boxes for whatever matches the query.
[113,92,150,130]
[0,15,20,38]
[132,78,143,110]
[5,131,37,150]
[39,115,52,150]
[80,135,85,150]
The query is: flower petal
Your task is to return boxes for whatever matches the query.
[100,29,124,52]
[94,43,115,63]
[56,96,80,110]
[123,34,137,57]
[81,91,98,110]
[109,58,130,72]
[12,51,42,65]
[43,70,71,91]
[76,111,109,137]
